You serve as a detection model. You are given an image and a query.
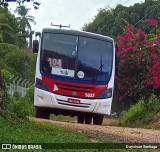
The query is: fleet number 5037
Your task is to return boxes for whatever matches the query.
[85,93,95,98]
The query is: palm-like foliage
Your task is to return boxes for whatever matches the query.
[15,5,36,33]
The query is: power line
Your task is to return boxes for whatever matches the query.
[115,0,123,6]
[119,2,160,36]
[122,0,130,6]
[107,0,113,6]
[133,2,160,27]
[113,0,131,8]
[106,0,123,11]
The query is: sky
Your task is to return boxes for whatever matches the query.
[8,0,145,32]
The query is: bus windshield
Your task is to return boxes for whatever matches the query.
[40,33,113,83]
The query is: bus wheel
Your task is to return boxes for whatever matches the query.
[77,115,84,123]
[35,107,50,119]
[84,115,92,124]
[93,114,104,125]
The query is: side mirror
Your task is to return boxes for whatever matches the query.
[33,40,39,53]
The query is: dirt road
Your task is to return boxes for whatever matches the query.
[31,117,160,143]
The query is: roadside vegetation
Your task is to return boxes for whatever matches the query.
[0,86,100,152]
[119,94,160,129]
[0,2,159,151]
[0,43,36,82]
[116,23,160,129]
[84,0,160,129]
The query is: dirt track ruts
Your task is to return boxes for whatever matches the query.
[31,117,160,143]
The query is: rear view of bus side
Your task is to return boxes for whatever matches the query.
[33,29,116,125]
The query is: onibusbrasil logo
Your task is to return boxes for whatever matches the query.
[1,144,42,150]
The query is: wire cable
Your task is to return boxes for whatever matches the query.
[107,0,113,6]
[119,2,160,36]
[133,2,160,27]
[115,0,123,6]
[122,0,130,6]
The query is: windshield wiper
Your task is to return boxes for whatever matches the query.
[93,56,104,82]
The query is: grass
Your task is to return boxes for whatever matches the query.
[50,114,77,122]
[119,94,160,129]
[0,90,159,151]
[0,117,93,152]
[0,118,91,143]
[1,117,157,152]
[50,114,120,127]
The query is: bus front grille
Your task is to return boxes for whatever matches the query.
[55,82,95,93]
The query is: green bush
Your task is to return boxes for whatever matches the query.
[119,94,160,128]
[1,69,13,85]
[3,94,33,122]
[22,85,35,116]
[0,43,36,81]
[25,85,34,104]
[1,86,35,123]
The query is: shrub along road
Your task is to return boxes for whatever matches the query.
[31,117,160,144]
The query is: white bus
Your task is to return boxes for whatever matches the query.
[33,28,117,125]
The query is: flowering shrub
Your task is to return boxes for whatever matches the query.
[117,20,160,105]
[148,19,158,26]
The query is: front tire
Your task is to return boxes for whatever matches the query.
[84,115,92,124]
[77,115,84,123]
[35,107,50,119]
[93,114,104,125]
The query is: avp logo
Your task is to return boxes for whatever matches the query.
[2,144,11,150]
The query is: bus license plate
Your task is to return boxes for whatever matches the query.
[68,98,80,104]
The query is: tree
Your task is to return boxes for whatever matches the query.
[0,0,41,10]
[15,5,36,34]
[0,7,20,44]
[0,70,5,115]
[83,0,160,38]
[0,43,36,81]
[117,23,160,109]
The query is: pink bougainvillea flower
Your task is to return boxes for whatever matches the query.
[121,54,127,59]
[118,46,136,55]
[120,36,129,42]
[147,62,160,89]
[118,43,125,51]
[115,76,120,84]
[148,62,160,76]
[137,54,142,60]
[136,43,141,49]
[147,42,154,47]
[153,79,160,89]
[147,80,152,86]
[119,96,125,101]
[117,49,126,55]
[126,32,132,40]
[128,25,134,32]
[126,45,136,52]
[151,54,158,61]
[138,30,146,39]
[157,35,160,41]
[149,47,156,53]
[148,19,158,26]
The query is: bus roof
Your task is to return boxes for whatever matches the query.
[42,28,114,42]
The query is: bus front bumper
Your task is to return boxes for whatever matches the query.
[34,88,112,115]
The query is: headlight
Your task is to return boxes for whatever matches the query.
[97,88,112,99]
[35,78,50,92]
